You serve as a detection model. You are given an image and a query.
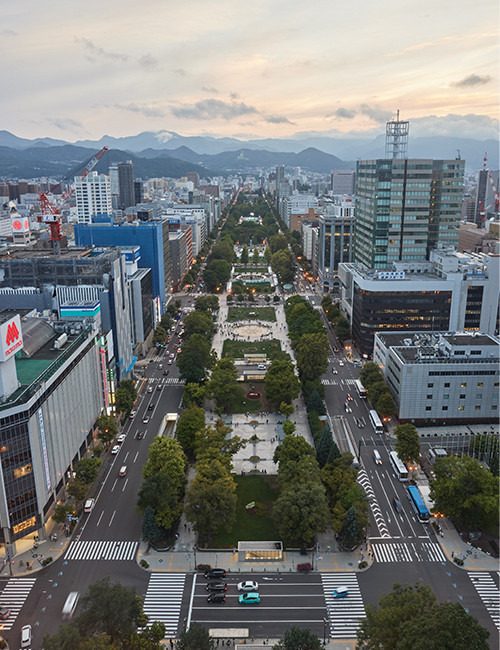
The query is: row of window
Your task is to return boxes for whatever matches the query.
[427,405,497,412]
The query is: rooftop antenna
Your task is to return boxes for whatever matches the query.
[385,109,409,159]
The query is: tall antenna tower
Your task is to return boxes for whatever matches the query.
[385,110,409,159]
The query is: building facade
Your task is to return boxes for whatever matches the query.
[74,171,112,224]
[318,198,354,291]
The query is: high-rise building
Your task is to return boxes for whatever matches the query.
[318,198,354,291]
[116,161,135,210]
[354,158,464,270]
[330,170,356,195]
[74,171,112,224]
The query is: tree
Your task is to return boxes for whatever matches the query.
[295,333,329,382]
[76,577,144,644]
[183,310,213,341]
[376,391,395,418]
[367,380,388,408]
[394,424,421,464]
[175,405,206,458]
[273,626,322,650]
[240,245,249,264]
[269,234,289,253]
[115,379,137,414]
[430,455,499,530]
[137,473,182,530]
[210,240,234,264]
[271,249,295,284]
[142,437,187,490]
[96,414,118,447]
[334,315,350,342]
[207,358,241,411]
[265,359,301,407]
[274,434,316,466]
[74,458,102,484]
[195,295,219,312]
[152,325,167,345]
[279,401,294,419]
[282,421,296,436]
[340,505,364,548]
[357,583,489,650]
[52,503,76,524]
[274,481,330,545]
[43,623,84,650]
[182,382,206,406]
[66,478,88,505]
[316,426,336,468]
[252,247,260,264]
[177,334,213,383]
[306,389,326,416]
[359,362,384,388]
[177,622,214,650]
[142,505,163,544]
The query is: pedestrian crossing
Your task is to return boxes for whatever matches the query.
[149,378,185,386]
[322,573,365,639]
[371,541,446,563]
[0,577,36,630]
[321,379,339,386]
[469,572,500,630]
[143,573,186,637]
[65,540,138,561]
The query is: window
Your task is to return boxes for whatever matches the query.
[460,382,467,388]
[475,406,481,411]
[425,406,432,411]
[458,405,464,411]
[427,395,432,399]
[477,382,483,388]
[444,383,450,387]
[444,394,449,399]
[427,383,434,388]
[460,394,466,399]
[442,406,448,411]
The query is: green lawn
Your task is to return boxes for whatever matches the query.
[213,475,280,546]
[227,306,276,322]
[222,339,282,359]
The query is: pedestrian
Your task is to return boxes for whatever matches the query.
[451,551,454,558]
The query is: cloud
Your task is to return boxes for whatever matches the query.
[202,86,219,94]
[46,117,83,131]
[0,29,17,36]
[360,104,393,123]
[265,114,294,125]
[171,99,259,121]
[230,92,239,100]
[138,54,158,70]
[409,113,499,139]
[173,68,187,76]
[116,103,166,118]
[77,37,128,62]
[327,107,357,119]
[452,74,491,87]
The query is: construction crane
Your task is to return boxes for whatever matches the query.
[37,146,108,254]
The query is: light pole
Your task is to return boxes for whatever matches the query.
[323,617,328,645]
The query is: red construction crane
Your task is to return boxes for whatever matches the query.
[37,146,109,254]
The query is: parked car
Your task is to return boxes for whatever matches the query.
[167,359,173,365]
[206,582,228,592]
[204,568,226,579]
[207,593,225,603]
[111,445,120,454]
[237,580,259,592]
[239,592,260,605]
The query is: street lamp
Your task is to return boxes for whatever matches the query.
[323,617,328,645]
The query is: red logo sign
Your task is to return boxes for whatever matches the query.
[6,321,20,345]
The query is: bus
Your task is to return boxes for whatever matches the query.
[62,591,79,620]
[369,409,383,435]
[389,451,408,481]
[354,379,367,399]
[407,485,430,523]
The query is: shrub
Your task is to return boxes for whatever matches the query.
[197,563,211,572]
[140,559,149,569]
[41,557,53,567]
[297,562,312,572]
[453,557,464,566]
[359,560,368,569]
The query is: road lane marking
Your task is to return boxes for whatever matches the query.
[122,478,129,492]
[109,510,116,527]
[96,510,104,526]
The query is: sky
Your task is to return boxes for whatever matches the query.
[1,0,498,143]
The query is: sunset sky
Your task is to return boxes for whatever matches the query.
[1,0,498,142]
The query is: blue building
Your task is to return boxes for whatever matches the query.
[74,218,171,313]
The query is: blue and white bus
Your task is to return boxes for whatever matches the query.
[406,485,430,523]
[389,451,408,481]
[369,409,383,435]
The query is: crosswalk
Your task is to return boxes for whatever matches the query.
[469,572,500,630]
[148,377,185,386]
[321,379,339,386]
[0,577,36,630]
[322,573,365,639]
[65,540,138,561]
[143,573,186,637]
[371,541,446,563]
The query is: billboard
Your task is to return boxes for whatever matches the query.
[0,314,23,361]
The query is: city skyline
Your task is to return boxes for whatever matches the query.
[1,0,498,142]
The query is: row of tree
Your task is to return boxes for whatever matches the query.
[359,361,395,419]
[177,297,218,383]
[321,294,351,342]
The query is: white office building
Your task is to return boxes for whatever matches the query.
[74,172,112,224]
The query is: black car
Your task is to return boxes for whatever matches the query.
[207,593,226,603]
[148,403,154,410]
[136,431,145,440]
[206,582,228,592]
[204,568,226,579]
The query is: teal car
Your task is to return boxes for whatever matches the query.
[239,592,260,605]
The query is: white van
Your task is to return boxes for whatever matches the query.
[21,624,32,647]
[83,498,95,513]
[373,449,382,465]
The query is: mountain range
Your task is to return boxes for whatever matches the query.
[0,129,497,180]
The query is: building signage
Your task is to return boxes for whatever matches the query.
[38,409,52,491]
[13,516,36,535]
[0,314,23,361]
[377,271,406,280]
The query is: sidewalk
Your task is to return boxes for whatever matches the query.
[434,517,499,571]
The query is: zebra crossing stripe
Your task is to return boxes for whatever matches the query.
[143,573,187,636]
[321,573,365,639]
[65,540,138,561]
[372,542,446,563]
[469,572,500,630]
[0,577,36,630]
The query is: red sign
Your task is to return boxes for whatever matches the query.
[6,321,20,346]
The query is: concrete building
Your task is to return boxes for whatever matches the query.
[122,247,154,354]
[330,170,356,195]
[339,248,499,357]
[74,171,112,224]
[318,198,354,291]
[280,193,318,230]
[0,309,108,551]
[111,161,135,211]
[459,222,500,255]
[373,331,499,424]
[355,158,464,270]
[169,230,188,292]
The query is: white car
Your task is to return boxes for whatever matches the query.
[142,415,150,424]
[237,580,259,592]
[117,434,126,443]
[111,445,120,454]
[339,360,345,366]
[129,410,136,419]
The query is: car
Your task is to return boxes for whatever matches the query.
[237,580,259,592]
[21,624,32,648]
[239,592,260,605]
[147,386,153,393]
[0,606,10,619]
[148,403,154,410]
[159,363,163,369]
[136,431,145,440]
[347,393,353,401]
[204,568,226,579]
[344,402,351,413]
[163,370,169,376]
[169,353,175,358]
[83,498,95,513]
[333,347,339,353]
[339,360,345,366]
[332,586,349,598]
[207,592,225,603]
[167,359,173,365]
[111,445,120,454]
[206,582,228,592]
[257,364,266,370]
[332,368,338,374]
[393,498,404,514]
[142,415,150,424]
[157,385,162,391]
[117,434,126,443]
[129,410,136,419]
[119,465,127,477]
